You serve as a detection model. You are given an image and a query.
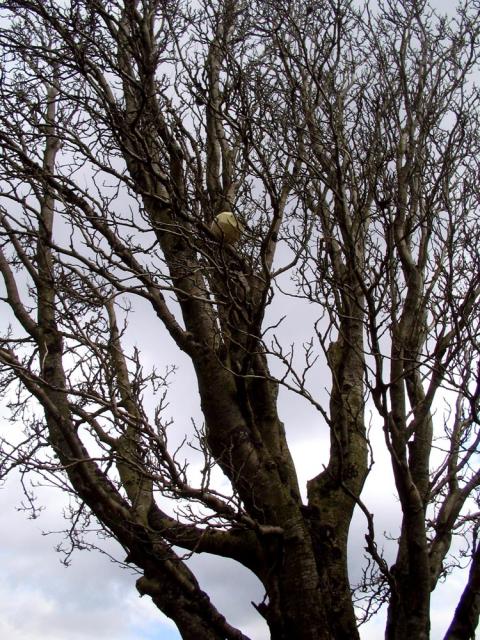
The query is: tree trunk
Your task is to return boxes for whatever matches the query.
[444,545,480,640]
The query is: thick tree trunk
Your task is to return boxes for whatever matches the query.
[263,535,333,640]
[385,493,431,640]
[192,352,334,638]
[306,311,368,640]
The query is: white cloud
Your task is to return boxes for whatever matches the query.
[186,553,268,639]
[0,477,179,640]
[0,427,476,639]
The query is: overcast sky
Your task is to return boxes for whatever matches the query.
[0,331,473,640]
[0,446,471,640]
[0,224,474,640]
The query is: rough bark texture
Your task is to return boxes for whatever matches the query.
[444,545,480,640]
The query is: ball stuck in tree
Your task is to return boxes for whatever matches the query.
[210,211,244,244]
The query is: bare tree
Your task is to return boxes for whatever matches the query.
[0,1,479,639]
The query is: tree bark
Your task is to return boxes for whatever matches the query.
[444,545,480,640]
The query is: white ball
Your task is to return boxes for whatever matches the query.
[210,211,243,244]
